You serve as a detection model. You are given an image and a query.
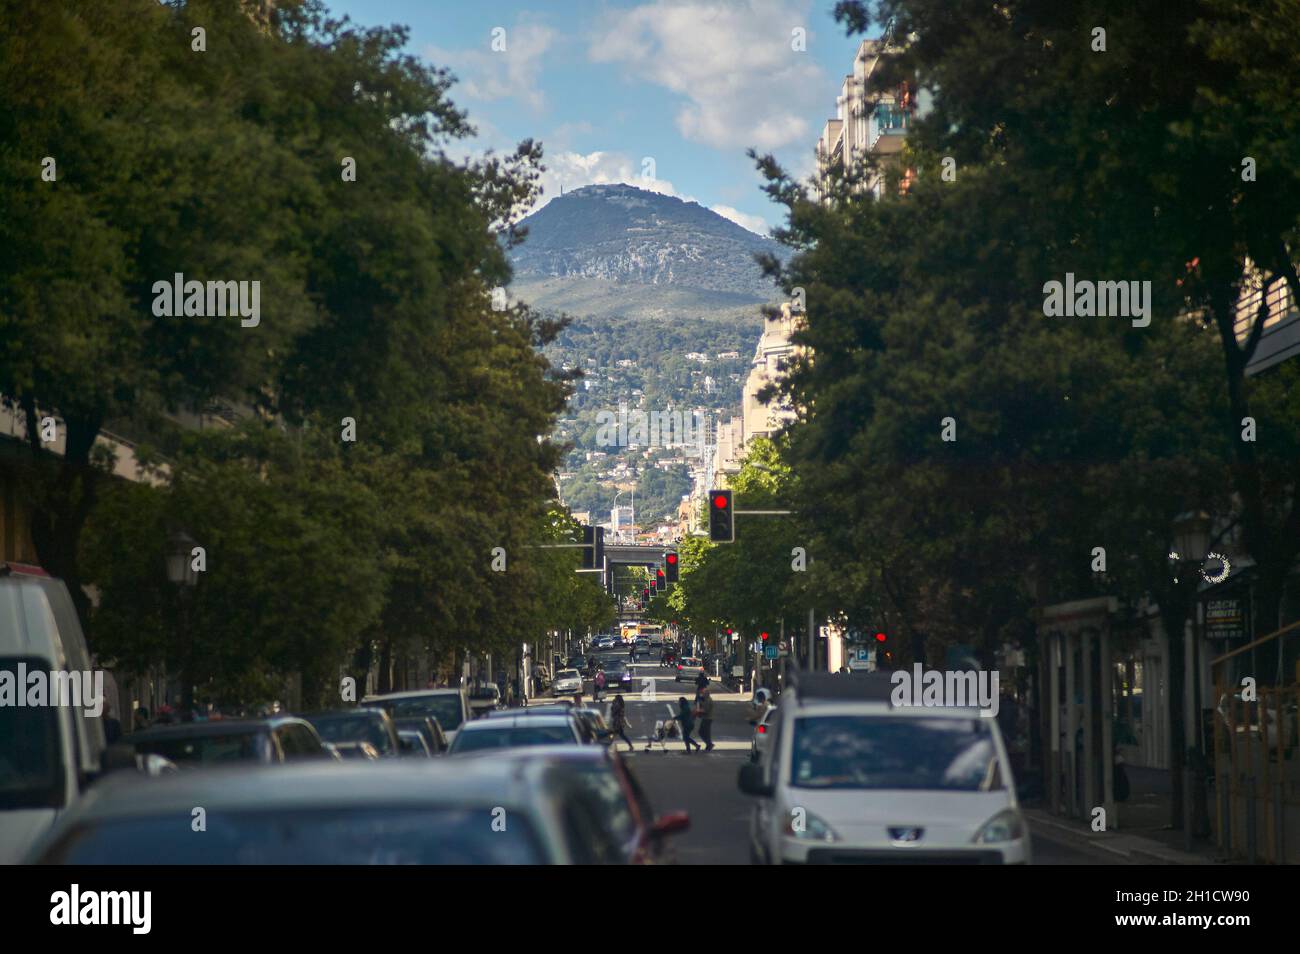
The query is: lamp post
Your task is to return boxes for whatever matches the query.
[166,529,199,718]
[1171,511,1211,848]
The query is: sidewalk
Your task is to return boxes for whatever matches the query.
[1025,765,1224,864]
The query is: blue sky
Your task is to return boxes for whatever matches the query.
[327,0,877,235]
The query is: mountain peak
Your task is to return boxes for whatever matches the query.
[509,182,784,320]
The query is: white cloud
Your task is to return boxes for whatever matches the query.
[535,149,686,211]
[427,20,557,112]
[588,0,825,152]
[709,204,771,236]
[532,150,773,235]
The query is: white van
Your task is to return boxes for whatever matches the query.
[739,670,1029,865]
[0,564,108,863]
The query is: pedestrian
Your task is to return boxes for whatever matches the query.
[572,692,583,708]
[102,701,122,745]
[610,695,634,751]
[594,666,606,701]
[677,696,701,753]
[695,670,708,694]
[697,685,715,752]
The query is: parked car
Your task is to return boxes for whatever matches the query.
[362,689,472,747]
[464,746,691,863]
[0,564,108,864]
[674,657,704,683]
[739,671,1029,865]
[397,730,433,758]
[124,716,328,767]
[468,684,504,716]
[393,715,448,755]
[448,713,583,754]
[552,669,583,696]
[27,760,637,864]
[302,707,401,759]
[487,704,604,744]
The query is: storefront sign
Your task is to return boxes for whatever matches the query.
[1204,596,1249,641]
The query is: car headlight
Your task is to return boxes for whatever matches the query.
[782,811,838,842]
[973,809,1025,844]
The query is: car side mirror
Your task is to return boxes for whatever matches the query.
[738,762,773,797]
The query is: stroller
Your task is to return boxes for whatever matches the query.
[645,703,682,751]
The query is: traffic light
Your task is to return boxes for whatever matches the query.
[581,525,604,570]
[656,566,666,588]
[708,489,733,543]
[761,631,770,642]
[649,578,658,596]
[874,632,887,643]
[663,551,679,583]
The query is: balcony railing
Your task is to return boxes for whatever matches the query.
[868,103,910,150]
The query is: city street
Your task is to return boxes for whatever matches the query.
[4,0,1296,905]
[570,655,1117,865]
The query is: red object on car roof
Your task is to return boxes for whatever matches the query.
[0,562,51,576]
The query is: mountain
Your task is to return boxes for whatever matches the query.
[508,183,786,320]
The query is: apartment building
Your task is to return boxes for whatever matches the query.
[815,37,916,199]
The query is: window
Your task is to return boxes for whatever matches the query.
[790,716,1001,791]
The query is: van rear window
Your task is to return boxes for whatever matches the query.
[0,658,65,809]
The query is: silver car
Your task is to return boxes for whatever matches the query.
[27,760,631,864]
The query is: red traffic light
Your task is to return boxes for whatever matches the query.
[761,631,770,641]
[666,553,678,565]
[875,632,887,642]
[712,494,729,509]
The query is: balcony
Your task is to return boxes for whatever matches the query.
[868,103,910,152]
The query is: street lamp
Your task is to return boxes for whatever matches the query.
[1172,511,1211,566]
[1171,510,1212,847]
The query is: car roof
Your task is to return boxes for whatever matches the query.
[783,670,991,718]
[60,760,543,821]
[461,713,574,729]
[362,688,464,701]
[301,707,389,721]
[460,744,610,766]
[126,717,307,741]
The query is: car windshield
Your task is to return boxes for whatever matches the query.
[451,725,575,753]
[135,732,265,765]
[47,808,544,864]
[383,695,464,731]
[310,715,394,755]
[557,670,579,680]
[790,716,1001,791]
[0,658,64,809]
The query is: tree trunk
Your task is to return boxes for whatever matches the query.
[22,401,104,629]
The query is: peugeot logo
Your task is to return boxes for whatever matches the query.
[889,826,924,843]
